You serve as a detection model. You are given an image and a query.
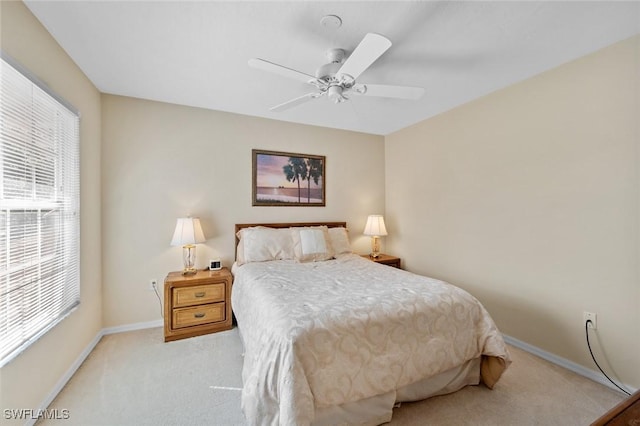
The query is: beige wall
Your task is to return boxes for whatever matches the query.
[385,35,640,388]
[101,95,385,327]
[0,1,103,421]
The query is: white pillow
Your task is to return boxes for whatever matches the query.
[328,227,352,255]
[291,226,334,262]
[236,227,294,265]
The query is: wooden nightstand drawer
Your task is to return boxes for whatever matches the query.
[173,283,225,308]
[172,302,226,328]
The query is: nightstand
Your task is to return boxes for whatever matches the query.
[163,268,233,342]
[361,253,401,269]
[591,388,640,425]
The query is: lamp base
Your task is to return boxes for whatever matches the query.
[182,245,197,275]
[182,267,197,276]
[369,236,381,258]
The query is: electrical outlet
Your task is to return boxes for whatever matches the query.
[584,311,597,329]
[149,279,158,292]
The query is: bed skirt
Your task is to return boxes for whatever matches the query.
[312,357,482,426]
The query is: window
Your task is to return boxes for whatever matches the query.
[0,55,80,367]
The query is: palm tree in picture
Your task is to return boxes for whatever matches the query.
[305,158,323,203]
[283,157,308,202]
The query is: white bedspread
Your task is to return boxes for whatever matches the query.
[231,254,510,425]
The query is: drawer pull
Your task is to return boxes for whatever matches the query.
[194,292,206,298]
[194,313,206,319]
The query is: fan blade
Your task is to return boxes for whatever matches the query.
[352,83,424,100]
[249,58,321,86]
[337,33,392,80]
[270,92,322,112]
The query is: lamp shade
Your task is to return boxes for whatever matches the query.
[170,217,206,246]
[363,215,388,237]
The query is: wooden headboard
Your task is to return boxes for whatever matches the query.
[235,221,347,249]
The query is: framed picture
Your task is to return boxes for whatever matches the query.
[252,149,326,206]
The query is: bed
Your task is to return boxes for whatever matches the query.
[231,222,511,426]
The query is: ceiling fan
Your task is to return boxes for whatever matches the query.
[249,33,425,112]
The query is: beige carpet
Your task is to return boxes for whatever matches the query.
[38,327,624,426]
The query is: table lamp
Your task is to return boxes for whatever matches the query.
[363,215,387,258]
[171,217,206,275]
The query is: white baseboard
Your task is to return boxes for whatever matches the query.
[26,330,104,426]
[503,334,636,395]
[29,319,163,426]
[102,319,163,335]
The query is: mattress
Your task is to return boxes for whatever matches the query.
[231,253,511,425]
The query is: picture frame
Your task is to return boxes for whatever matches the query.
[252,149,326,207]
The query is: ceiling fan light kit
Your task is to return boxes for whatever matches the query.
[249,32,425,111]
[319,14,342,29]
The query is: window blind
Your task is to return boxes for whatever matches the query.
[0,55,80,367]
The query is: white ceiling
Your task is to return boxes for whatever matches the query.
[24,1,640,135]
